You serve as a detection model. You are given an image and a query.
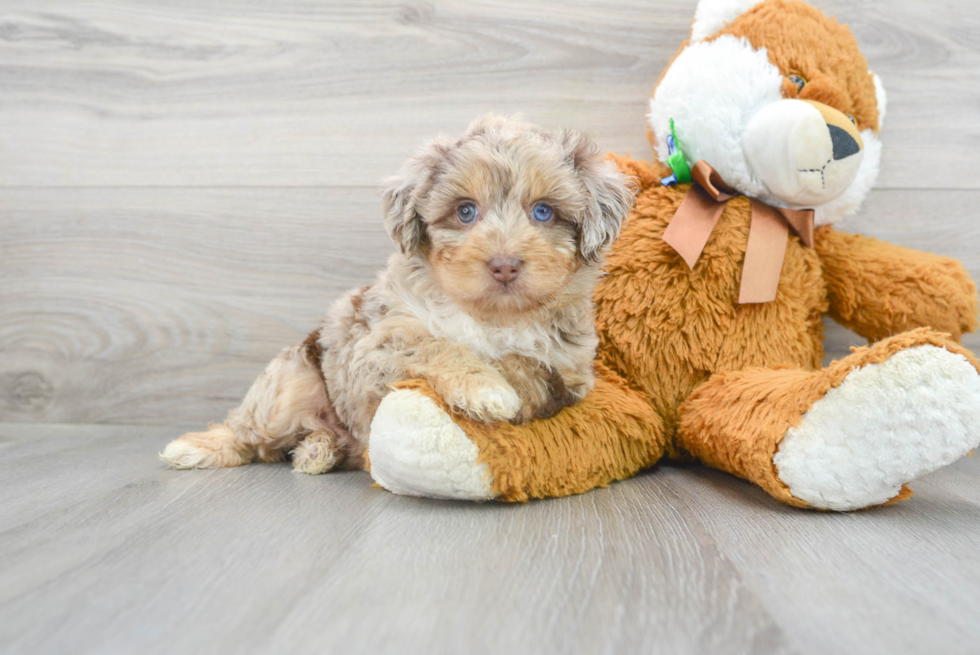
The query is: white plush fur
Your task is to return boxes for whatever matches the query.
[649,34,885,227]
[813,128,881,226]
[774,346,980,511]
[872,72,888,125]
[691,0,764,41]
[742,99,865,208]
[649,36,784,202]
[369,389,495,500]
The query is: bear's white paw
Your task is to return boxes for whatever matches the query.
[368,389,496,500]
[774,345,980,511]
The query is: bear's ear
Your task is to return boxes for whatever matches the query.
[871,72,888,129]
[691,0,766,41]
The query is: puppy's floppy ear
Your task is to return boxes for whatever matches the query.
[561,129,636,263]
[381,172,425,255]
[381,138,456,255]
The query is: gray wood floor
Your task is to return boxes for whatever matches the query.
[3,423,980,655]
[3,1,980,653]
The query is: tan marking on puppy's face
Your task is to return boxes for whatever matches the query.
[423,148,584,317]
[380,115,634,320]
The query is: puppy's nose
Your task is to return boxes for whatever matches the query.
[487,256,523,283]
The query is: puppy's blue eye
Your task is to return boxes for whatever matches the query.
[457,202,478,223]
[532,203,553,222]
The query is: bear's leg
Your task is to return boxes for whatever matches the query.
[368,364,668,501]
[677,328,980,510]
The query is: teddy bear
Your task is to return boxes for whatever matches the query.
[365,0,980,511]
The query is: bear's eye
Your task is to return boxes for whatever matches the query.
[848,115,857,126]
[789,74,807,93]
[457,202,479,224]
[531,203,553,222]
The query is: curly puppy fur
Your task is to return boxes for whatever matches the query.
[160,114,635,473]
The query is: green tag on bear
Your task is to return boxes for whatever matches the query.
[661,118,692,187]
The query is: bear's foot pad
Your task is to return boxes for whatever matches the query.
[775,345,980,510]
[369,389,495,500]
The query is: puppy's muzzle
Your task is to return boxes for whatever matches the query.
[487,255,523,284]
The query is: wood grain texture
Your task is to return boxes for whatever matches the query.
[658,461,980,655]
[0,424,794,655]
[3,3,980,653]
[0,0,978,188]
[0,187,392,423]
[3,423,980,654]
[1,0,978,423]
[2,187,977,424]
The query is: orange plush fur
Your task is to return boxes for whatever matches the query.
[398,155,978,505]
[378,0,979,508]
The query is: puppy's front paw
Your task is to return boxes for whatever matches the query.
[446,378,521,423]
[472,385,522,422]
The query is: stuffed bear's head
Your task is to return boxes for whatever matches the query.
[648,0,886,225]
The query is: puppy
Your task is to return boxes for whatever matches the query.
[160,114,634,474]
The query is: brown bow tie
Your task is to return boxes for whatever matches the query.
[661,160,815,304]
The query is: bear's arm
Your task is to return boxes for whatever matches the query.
[816,227,979,343]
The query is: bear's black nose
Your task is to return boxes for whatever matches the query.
[829,124,861,160]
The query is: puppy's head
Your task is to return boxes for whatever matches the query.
[382,114,634,318]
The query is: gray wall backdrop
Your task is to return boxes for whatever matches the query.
[2,0,979,426]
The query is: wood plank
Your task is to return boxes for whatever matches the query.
[2,187,978,425]
[0,423,196,532]
[0,187,392,424]
[0,0,977,189]
[911,453,980,505]
[0,423,791,655]
[657,459,980,655]
[2,0,979,651]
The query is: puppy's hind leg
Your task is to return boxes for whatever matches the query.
[160,421,253,470]
[161,339,344,471]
